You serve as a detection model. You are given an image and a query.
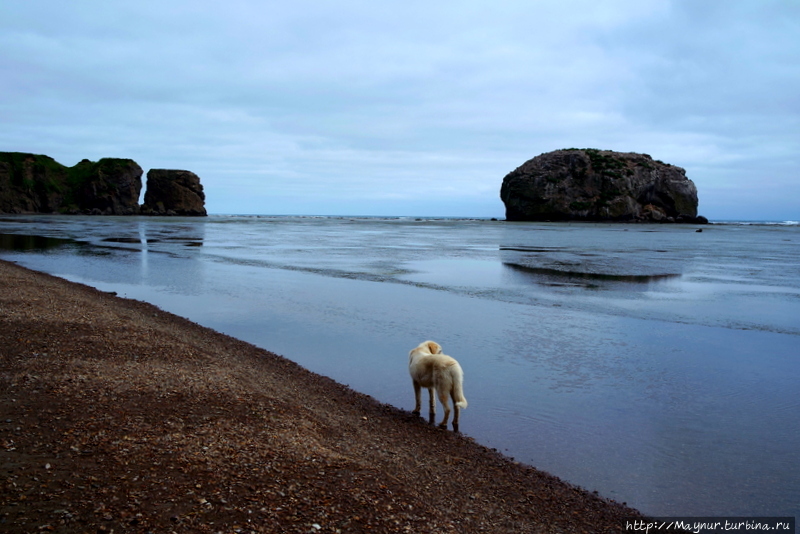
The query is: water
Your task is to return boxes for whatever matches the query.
[1,214,798,518]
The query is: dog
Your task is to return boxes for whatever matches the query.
[408,340,467,430]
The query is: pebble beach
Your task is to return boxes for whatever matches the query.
[0,259,644,533]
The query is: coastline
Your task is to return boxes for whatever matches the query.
[0,259,643,532]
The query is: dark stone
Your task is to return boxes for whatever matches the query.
[141,169,207,216]
[68,157,143,215]
[0,152,142,215]
[500,149,705,223]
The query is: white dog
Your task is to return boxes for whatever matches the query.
[408,340,467,430]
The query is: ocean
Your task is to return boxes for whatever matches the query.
[1,214,798,518]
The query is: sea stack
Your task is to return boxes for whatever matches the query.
[68,158,144,215]
[500,149,707,223]
[141,169,207,216]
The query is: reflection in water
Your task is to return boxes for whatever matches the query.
[139,221,150,280]
[1,219,208,294]
[98,221,205,248]
[499,242,687,290]
[102,237,157,244]
[503,262,681,284]
[0,233,74,251]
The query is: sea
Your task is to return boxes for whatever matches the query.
[1,214,798,519]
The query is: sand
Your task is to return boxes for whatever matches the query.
[0,258,646,533]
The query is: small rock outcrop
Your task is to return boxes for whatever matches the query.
[0,152,142,215]
[141,169,207,216]
[500,149,707,223]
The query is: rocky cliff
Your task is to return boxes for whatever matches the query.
[500,149,707,223]
[66,158,144,215]
[0,152,207,216]
[141,169,207,216]
[0,152,142,215]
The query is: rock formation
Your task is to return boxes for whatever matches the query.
[0,152,142,215]
[1,152,64,214]
[500,149,707,223]
[0,152,207,216]
[65,158,143,215]
[141,169,207,216]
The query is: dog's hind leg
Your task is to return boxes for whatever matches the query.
[412,381,422,416]
[436,388,451,429]
[450,390,461,432]
[428,387,436,423]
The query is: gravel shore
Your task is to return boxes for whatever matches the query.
[1,259,645,533]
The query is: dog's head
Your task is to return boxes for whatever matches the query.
[409,340,443,362]
[420,340,442,354]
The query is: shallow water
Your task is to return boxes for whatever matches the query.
[1,215,798,517]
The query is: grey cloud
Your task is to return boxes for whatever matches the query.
[1,1,798,218]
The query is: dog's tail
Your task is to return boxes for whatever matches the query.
[453,366,468,409]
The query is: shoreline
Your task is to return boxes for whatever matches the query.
[0,258,645,532]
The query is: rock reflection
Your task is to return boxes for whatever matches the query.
[502,262,681,284]
[0,233,74,251]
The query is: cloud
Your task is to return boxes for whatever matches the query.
[1,0,798,218]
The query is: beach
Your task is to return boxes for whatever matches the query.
[0,258,643,533]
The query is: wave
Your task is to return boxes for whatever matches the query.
[712,220,799,226]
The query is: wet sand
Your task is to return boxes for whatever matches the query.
[0,259,646,533]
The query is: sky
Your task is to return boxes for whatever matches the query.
[1,1,798,219]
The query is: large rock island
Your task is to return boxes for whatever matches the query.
[0,152,207,216]
[500,149,707,223]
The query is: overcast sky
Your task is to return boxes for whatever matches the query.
[1,1,798,219]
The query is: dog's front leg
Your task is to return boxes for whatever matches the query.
[412,381,422,415]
